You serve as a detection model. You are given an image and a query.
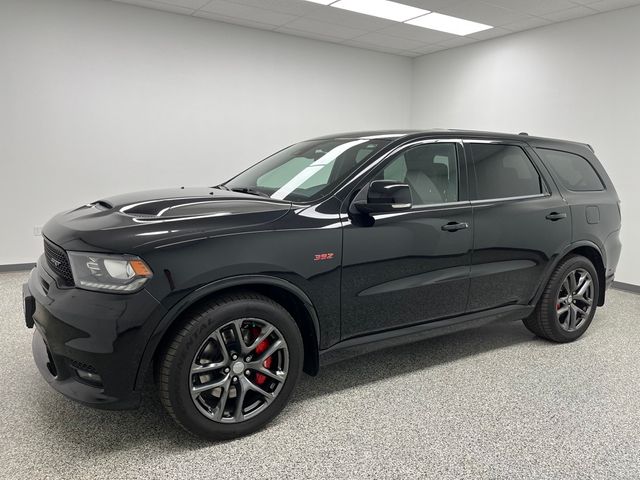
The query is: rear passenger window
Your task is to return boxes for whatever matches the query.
[536,148,604,191]
[470,144,544,200]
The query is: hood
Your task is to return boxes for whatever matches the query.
[43,187,292,254]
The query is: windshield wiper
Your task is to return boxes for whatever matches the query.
[228,187,270,198]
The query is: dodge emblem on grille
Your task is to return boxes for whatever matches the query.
[50,257,61,267]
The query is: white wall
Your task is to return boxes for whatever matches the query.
[412,6,640,285]
[0,0,412,264]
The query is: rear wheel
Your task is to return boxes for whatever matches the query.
[158,292,303,440]
[523,255,599,342]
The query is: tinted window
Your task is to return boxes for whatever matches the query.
[536,148,604,191]
[376,143,458,205]
[470,144,543,200]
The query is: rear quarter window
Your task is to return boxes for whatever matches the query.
[536,148,605,191]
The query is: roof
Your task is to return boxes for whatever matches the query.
[309,129,590,150]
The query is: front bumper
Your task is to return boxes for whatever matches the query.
[25,260,167,410]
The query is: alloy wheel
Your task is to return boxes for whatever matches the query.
[556,268,593,332]
[189,318,289,423]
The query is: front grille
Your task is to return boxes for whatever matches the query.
[43,238,74,286]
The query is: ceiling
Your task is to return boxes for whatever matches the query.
[111,0,640,56]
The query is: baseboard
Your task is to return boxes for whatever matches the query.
[0,263,36,272]
[612,281,640,295]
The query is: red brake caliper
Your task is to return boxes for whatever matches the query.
[251,328,272,385]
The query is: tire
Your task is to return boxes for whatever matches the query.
[158,291,303,440]
[523,255,599,343]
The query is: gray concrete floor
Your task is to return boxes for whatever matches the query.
[1,271,639,479]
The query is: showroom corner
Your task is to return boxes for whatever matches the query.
[3,0,640,478]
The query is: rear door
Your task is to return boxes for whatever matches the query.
[465,140,571,311]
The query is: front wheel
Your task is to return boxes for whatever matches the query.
[523,255,599,342]
[158,292,303,440]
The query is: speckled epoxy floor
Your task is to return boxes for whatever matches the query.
[1,271,639,479]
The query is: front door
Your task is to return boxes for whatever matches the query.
[340,140,473,339]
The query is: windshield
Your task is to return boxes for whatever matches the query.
[223,138,392,202]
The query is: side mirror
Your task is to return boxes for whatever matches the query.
[350,180,412,215]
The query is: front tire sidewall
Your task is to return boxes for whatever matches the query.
[166,298,303,440]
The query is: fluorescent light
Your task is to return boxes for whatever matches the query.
[406,12,492,36]
[331,0,429,23]
[302,0,492,37]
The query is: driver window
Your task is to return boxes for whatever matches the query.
[376,143,459,205]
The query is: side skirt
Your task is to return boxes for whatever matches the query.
[318,305,533,367]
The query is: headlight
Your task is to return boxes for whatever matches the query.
[68,252,153,293]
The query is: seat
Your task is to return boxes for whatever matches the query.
[403,148,445,205]
[425,162,449,201]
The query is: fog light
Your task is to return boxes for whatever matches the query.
[75,368,103,386]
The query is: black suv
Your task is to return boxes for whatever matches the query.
[23,130,622,439]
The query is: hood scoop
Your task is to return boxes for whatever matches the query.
[120,198,220,218]
[110,191,291,224]
[91,200,113,211]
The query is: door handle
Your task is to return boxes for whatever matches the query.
[545,212,567,221]
[441,222,469,232]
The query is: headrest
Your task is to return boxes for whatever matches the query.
[427,163,448,177]
[404,147,429,170]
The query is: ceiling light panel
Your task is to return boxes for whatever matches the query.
[331,0,429,22]
[406,12,492,36]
